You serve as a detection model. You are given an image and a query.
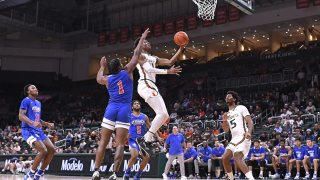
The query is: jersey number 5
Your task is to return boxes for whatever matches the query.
[230,119,237,129]
[117,80,125,94]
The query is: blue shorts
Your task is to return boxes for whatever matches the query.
[22,128,47,147]
[128,138,140,151]
[102,103,131,130]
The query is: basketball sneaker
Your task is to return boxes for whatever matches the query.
[109,172,117,180]
[23,170,35,180]
[92,171,101,180]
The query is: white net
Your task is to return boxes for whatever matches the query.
[192,0,217,20]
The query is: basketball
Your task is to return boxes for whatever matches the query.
[174,31,189,46]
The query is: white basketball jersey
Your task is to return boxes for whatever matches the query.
[227,105,250,138]
[137,53,157,83]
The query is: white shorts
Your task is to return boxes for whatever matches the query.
[138,82,160,101]
[226,136,251,158]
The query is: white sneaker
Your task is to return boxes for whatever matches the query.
[163,173,168,180]
[92,171,101,180]
[303,174,310,180]
[188,175,194,179]
[271,173,280,179]
[285,173,291,179]
[294,174,300,179]
[258,173,264,179]
[181,176,187,180]
[312,174,317,180]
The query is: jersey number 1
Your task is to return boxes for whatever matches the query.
[117,80,125,94]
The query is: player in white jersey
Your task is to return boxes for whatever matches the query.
[132,37,185,149]
[221,91,255,180]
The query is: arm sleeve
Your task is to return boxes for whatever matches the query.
[241,105,250,117]
[141,62,167,74]
[20,99,29,110]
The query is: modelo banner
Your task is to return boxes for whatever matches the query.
[0,153,166,177]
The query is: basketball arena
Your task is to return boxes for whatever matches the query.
[0,0,320,179]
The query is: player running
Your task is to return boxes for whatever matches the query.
[92,28,149,180]
[221,91,254,180]
[19,84,55,180]
[123,100,151,180]
[133,37,185,149]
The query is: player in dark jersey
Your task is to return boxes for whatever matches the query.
[18,84,55,180]
[92,28,149,180]
[123,100,151,180]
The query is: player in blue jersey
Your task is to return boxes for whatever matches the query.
[302,138,319,180]
[92,28,149,180]
[18,84,55,180]
[270,139,292,179]
[123,100,151,180]
[286,138,305,179]
[247,139,266,179]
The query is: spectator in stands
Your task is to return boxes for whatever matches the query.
[305,101,316,114]
[260,132,269,143]
[211,140,225,178]
[296,116,304,127]
[304,129,315,141]
[285,133,295,147]
[263,118,274,128]
[274,123,283,133]
[302,138,319,180]
[184,141,197,178]
[287,138,305,179]
[194,141,212,179]
[283,122,293,134]
[247,140,266,179]
[270,139,291,179]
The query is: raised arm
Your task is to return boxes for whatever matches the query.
[156,47,185,66]
[141,62,182,75]
[96,56,108,86]
[125,28,150,74]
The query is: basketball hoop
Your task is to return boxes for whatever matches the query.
[192,0,217,20]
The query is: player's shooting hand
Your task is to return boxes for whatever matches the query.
[32,121,42,128]
[222,113,229,122]
[167,65,182,75]
[100,56,107,68]
[245,132,251,140]
[142,28,150,38]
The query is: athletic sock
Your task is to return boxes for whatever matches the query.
[125,168,131,175]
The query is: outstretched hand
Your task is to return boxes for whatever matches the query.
[142,28,150,39]
[100,56,107,68]
[167,65,182,75]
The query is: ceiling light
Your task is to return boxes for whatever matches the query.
[289,24,292,26]
[243,36,246,39]
[198,49,201,51]
[254,30,257,33]
[201,45,205,48]
[312,25,315,27]
[243,32,246,34]
[278,25,281,28]
[262,35,265,38]
[226,44,229,47]
[257,39,260,42]
[285,31,288,34]
[289,34,292,37]
[300,32,304,35]
[211,37,215,40]
[164,45,167,48]
[296,29,299,32]
[192,40,195,43]
[287,29,290,31]
[267,37,270,40]
[192,45,195,48]
[299,27,302,30]
[221,35,224,38]
[315,19,318,22]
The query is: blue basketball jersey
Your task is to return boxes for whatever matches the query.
[293,145,305,160]
[305,144,318,159]
[129,113,147,140]
[249,146,266,158]
[107,70,133,104]
[278,147,289,163]
[19,97,42,131]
